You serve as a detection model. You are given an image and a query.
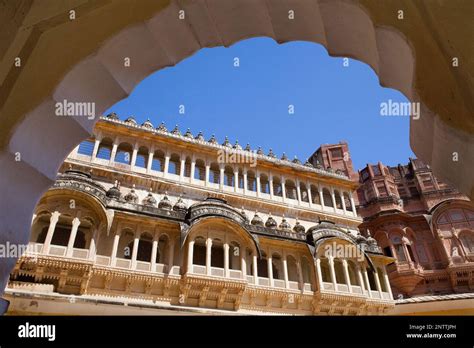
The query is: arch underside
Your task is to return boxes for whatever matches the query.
[0,0,472,297]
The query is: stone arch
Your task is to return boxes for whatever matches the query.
[1,0,473,302]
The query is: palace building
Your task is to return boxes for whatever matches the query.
[4,114,473,315]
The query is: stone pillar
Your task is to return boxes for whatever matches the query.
[168,238,175,274]
[206,238,212,276]
[163,154,170,176]
[374,269,383,298]
[340,192,347,214]
[307,185,313,208]
[330,188,337,212]
[243,170,248,195]
[267,255,273,287]
[357,264,365,292]
[42,211,60,254]
[130,146,138,168]
[233,170,238,192]
[131,237,139,269]
[315,259,323,290]
[223,243,229,277]
[281,176,286,202]
[241,252,247,279]
[382,266,393,299]
[363,267,372,297]
[146,151,154,173]
[318,186,325,209]
[190,157,196,182]
[205,164,210,186]
[296,179,302,204]
[253,254,258,285]
[150,238,158,271]
[328,256,337,290]
[110,233,120,266]
[342,259,352,292]
[66,217,81,257]
[88,228,98,261]
[219,167,225,191]
[269,176,274,199]
[349,192,357,217]
[187,240,195,273]
[283,255,289,289]
[256,174,261,197]
[179,157,186,181]
[91,138,101,160]
[109,142,118,164]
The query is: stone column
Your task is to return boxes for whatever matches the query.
[163,154,170,176]
[349,192,357,217]
[283,255,289,289]
[296,179,302,204]
[233,170,238,192]
[130,145,138,168]
[253,254,258,285]
[340,192,347,214]
[374,269,383,298]
[206,238,212,276]
[131,237,139,269]
[110,233,120,266]
[342,259,352,292]
[187,240,195,273]
[330,188,337,212]
[318,186,325,210]
[146,151,154,174]
[150,238,158,271]
[328,256,337,290]
[66,217,81,257]
[315,259,323,290]
[307,185,313,208]
[219,167,225,191]
[223,243,229,277]
[168,238,175,274]
[179,157,186,181]
[205,164,210,186]
[91,138,101,160]
[241,252,247,279]
[42,211,61,254]
[363,267,372,297]
[382,266,393,299]
[256,174,261,197]
[88,228,98,261]
[269,176,274,199]
[109,142,118,164]
[190,157,196,183]
[243,170,248,195]
[357,264,365,292]
[267,255,274,287]
[281,176,286,202]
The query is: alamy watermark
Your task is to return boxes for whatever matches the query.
[323,242,364,262]
[0,242,41,259]
[217,149,257,167]
[380,99,420,120]
[55,99,96,120]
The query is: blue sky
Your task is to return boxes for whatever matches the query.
[105,37,414,171]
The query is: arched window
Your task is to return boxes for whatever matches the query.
[135,146,148,168]
[209,163,220,184]
[367,269,377,290]
[77,139,95,156]
[247,170,256,191]
[273,176,282,197]
[152,150,165,172]
[260,174,270,194]
[323,188,334,208]
[320,258,331,282]
[301,257,311,284]
[238,169,244,189]
[118,230,134,259]
[224,166,234,187]
[271,253,283,280]
[157,234,169,264]
[168,153,181,175]
[194,159,205,181]
[96,137,113,160]
[136,233,153,262]
[193,237,206,266]
[257,253,268,278]
[334,259,345,284]
[287,255,298,282]
[460,233,474,253]
[391,236,407,262]
[229,241,241,270]
[311,185,321,205]
[184,157,192,177]
[285,180,297,200]
[348,260,359,286]
[210,239,224,268]
[115,142,133,164]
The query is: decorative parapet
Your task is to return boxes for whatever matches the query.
[52,170,107,204]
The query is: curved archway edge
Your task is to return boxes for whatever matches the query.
[0,0,472,296]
